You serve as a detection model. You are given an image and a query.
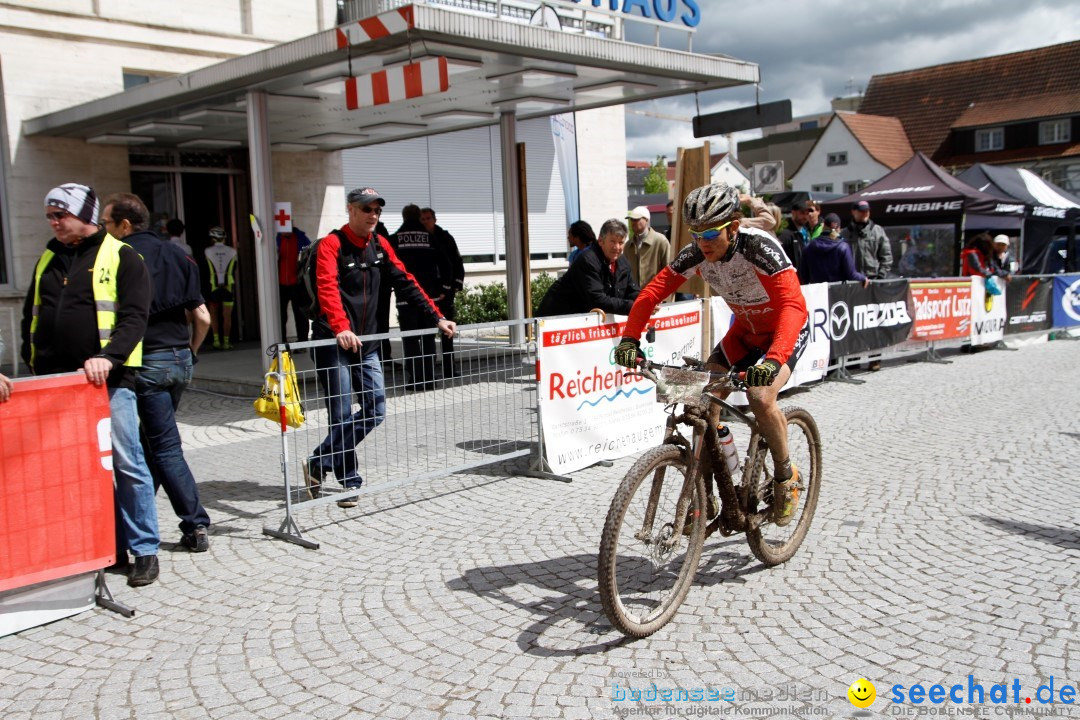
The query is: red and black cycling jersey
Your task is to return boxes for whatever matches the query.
[624,226,807,366]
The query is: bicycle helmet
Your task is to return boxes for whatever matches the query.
[682,182,739,228]
[208,226,227,240]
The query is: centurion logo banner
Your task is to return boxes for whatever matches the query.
[537,302,702,475]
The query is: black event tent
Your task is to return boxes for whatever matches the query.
[822,152,1025,275]
[957,163,1079,274]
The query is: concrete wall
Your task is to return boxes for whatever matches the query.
[576,105,628,229]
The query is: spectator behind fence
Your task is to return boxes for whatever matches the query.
[738,194,782,234]
[625,206,671,287]
[777,199,821,272]
[103,193,213,555]
[305,187,454,508]
[993,234,1017,276]
[277,227,312,344]
[23,183,160,587]
[566,219,596,265]
[421,207,465,378]
[800,213,868,286]
[204,225,237,350]
[166,218,192,256]
[842,200,893,280]
[391,204,453,390]
[662,200,674,241]
[536,218,639,317]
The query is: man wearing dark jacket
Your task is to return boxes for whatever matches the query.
[22,183,160,586]
[103,193,213,555]
[536,218,639,317]
[306,188,455,508]
[777,199,822,275]
[391,204,453,389]
[420,207,465,377]
[842,200,893,279]
[800,213,868,286]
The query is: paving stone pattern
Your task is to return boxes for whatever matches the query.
[1,342,1078,719]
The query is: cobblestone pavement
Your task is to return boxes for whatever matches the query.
[2,341,1078,719]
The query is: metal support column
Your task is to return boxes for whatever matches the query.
[246,90,281,372]
[500,111,525,345]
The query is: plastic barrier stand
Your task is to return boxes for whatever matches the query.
[0,373,115,593]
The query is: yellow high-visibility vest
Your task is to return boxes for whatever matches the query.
[29,233,143,370]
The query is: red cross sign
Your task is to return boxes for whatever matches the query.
[273,202,293,233]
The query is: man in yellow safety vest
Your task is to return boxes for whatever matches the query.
[21,183,161,587]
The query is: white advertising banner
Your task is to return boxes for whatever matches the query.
[708,283,830,398]
[538,301,702,475]
[970,276,1006,345]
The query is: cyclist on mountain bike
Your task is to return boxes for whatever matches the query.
[614,182,809,527]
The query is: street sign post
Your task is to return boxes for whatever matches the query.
[752,161,785,194]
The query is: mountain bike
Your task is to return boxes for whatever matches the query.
[597,359,822,638]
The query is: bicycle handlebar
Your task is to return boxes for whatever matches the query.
[625,359,749,393]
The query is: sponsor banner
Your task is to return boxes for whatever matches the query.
[1052,274,1080,328]
[827,280,914,356]
[970,276,1006,344]
[710,283,830,394]
[1005,276,1053,335]
[538,301,702,475]
[910,279,972,341]
[1054,276,1080,330]
[0,373,115,593]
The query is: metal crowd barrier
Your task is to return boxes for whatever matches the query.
[262,318,542,548]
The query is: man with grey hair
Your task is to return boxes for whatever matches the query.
[23,183,160,586]
[536,218,639,317]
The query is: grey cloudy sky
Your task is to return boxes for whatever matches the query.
[623,0,1080,161]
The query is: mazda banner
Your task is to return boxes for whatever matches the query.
[827,280,914,356]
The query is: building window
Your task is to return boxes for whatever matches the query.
[800,120,819,131]
[811,183,834,193]
[1039,119,1071,145]
[827,151,848,166]
[975,128,1004,152]
[844,180,867,194]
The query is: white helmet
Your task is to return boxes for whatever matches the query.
[682,182,740,228]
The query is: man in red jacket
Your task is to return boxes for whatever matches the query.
[305,187,455,508]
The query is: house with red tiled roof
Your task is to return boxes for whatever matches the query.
[789,113,914,193]
[858,40,1080,192]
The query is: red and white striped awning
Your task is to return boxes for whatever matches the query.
[345,57,449,109]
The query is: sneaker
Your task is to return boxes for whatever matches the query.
[180,525,209,553]
[771,465,801,528]
[128,554,159,587]
[223,339,233,350]
[212,336,221,349]
[337,483,362,509]
[303,459,322,499]
[868,360,881,372]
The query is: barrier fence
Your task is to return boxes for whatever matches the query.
[263,273,1080,547]
[263,318,542,548]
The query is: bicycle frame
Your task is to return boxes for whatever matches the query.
[636,362,769,539]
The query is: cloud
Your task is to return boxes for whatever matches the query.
[625,0,1080,159]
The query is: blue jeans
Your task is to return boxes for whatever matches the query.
[109,387,160,557]
[311,344,385,487]
[135,348,210,535]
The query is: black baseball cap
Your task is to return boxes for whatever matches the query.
[346,187,385,206]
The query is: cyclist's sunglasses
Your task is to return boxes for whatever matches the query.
[689,221,733,242]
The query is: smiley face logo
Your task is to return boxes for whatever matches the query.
[847,678,876,708]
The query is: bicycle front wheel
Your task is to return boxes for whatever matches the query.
[745,406,822,566]
[598,444,706,638]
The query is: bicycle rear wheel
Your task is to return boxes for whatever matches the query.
[598,444,706,638]
[745,407,822,566]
